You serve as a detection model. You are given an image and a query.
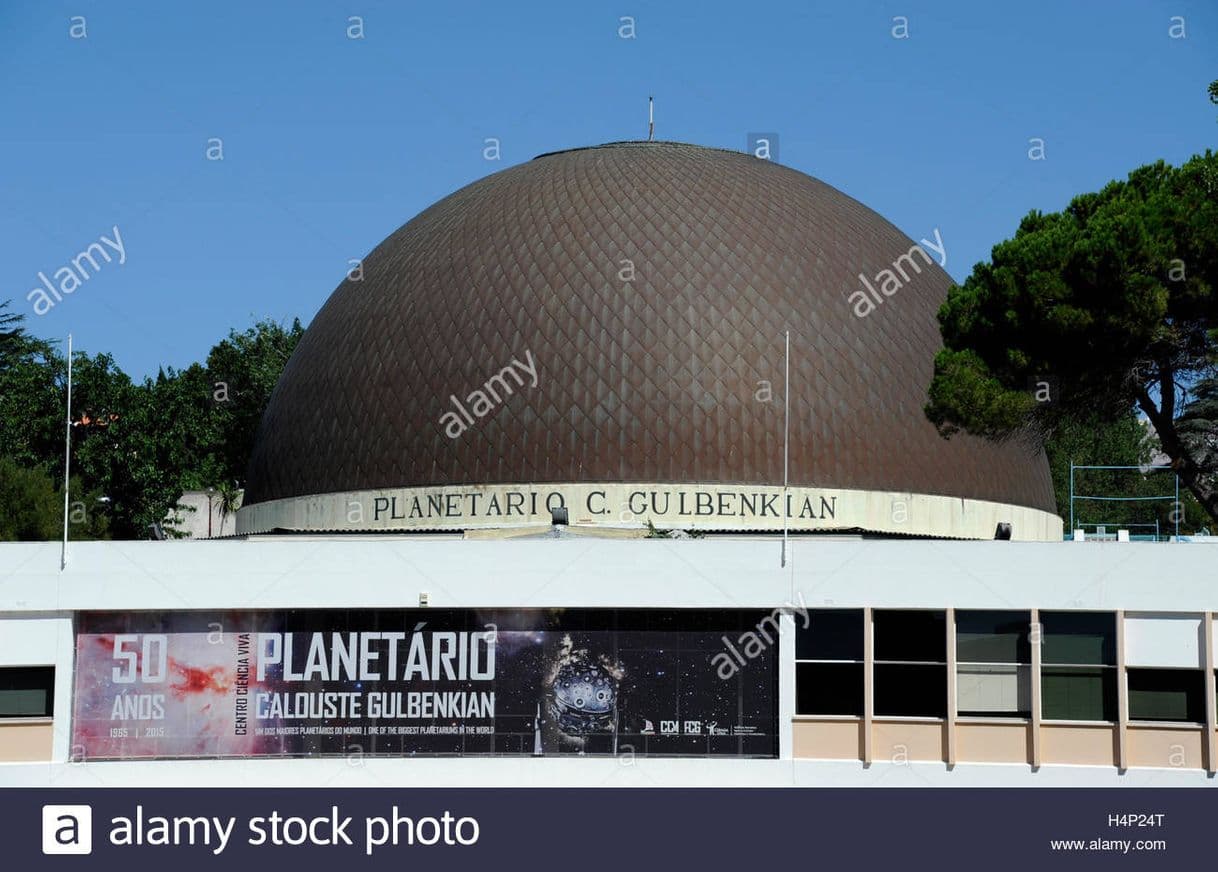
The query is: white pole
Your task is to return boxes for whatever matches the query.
[61,334,73,571]
[781,330,789,567]
[648,96,654,141]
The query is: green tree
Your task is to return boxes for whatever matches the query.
[205,318,303,485]
[1044,413,1151,523]
[925,153,1218,523]
[64,475,113,540]
[0,458,60,540]
[1046,412,1207,534]
[1177,376,1218,496]
[212,478,243,533]
[0,305,302,540]
[0,303,61,468]
[0,300,24,352]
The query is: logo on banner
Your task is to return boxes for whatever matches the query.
[659,720,679,735]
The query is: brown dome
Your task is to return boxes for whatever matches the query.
[243,141,1055,516]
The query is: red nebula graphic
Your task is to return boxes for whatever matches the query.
[73,626,264,759]
[168,658,231,699]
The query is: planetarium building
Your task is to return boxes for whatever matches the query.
[1,143,1215,789]
[237,141,1060,541]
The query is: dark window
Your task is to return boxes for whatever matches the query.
[956,611,1031,663]
[1042,666,1116,721]
[795,609,863,661]
[0,667,54,718]
[1127,669,1206,723]
[874,663,947,718]
[795,610,864,717]
[873,610,945,663]
[796,662,864,717]
[1041,612,1116,665]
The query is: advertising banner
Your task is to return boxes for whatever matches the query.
[71,609,777,760]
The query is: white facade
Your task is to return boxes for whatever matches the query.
[1,536,1215,787]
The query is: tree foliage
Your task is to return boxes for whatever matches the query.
[0,309,302,540]
[204,319,303,487]
[1177,377,1218,482]
[0,458,61,541]
[1044,412,1208,534]
[925,152,1218,523]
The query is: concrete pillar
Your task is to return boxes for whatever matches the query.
[1116,609,1128,772]
[1204,612,1216,776]
[1030,608,1042,770]
[863,607,874,766]
[946,607,957,768]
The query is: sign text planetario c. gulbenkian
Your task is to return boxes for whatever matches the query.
[235,482,1066,540]
[364,486,837,525]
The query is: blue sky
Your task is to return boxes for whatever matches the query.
[1,1,1214,378]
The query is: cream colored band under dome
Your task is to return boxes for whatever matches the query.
[236,483,1063,541]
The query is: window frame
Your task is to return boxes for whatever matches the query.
[1039,611,1118,724]
[955,610,1033,720]
[873,609,947,721]
[0,665,55,720]
[1126,666,1207,725]
[794,609,865,718]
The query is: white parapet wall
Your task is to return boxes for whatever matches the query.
[1,536,1214,787]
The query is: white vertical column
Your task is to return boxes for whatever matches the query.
[1116,610,1128,772]
[946,608,956,768]
[1204,612,1216,776]
[1030,608,1042,770]
[863,607,874,765]
[779,611,795,761]
[52,613,76,763]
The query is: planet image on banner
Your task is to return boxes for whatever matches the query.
[545,635,623,750]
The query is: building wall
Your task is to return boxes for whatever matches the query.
[0,538,1216,785]
[792,607,1218,774]
[166,490,242,539]
[0,721,53,762]
[0,614,73,763]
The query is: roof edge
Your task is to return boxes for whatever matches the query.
[532,140,748,161]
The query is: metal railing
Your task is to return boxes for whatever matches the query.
[1069,463,1180,541]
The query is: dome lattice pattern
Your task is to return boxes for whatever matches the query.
[244,141,1054,514]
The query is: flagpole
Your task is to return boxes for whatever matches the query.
[61,334,72,571]
[781,330,789,568]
